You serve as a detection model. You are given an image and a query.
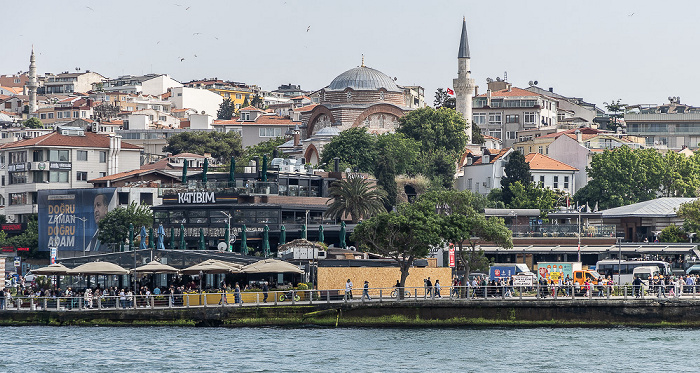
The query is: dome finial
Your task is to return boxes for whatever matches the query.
[361,54,365,67]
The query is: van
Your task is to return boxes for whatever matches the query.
[632,266,660,287]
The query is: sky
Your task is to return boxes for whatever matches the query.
[3,0,699,109]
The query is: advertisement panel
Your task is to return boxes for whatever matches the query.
[448,247,455,268]
[38,188,117,252]
[537,262,574,281]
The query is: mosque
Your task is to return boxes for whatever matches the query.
[285,18,474,165]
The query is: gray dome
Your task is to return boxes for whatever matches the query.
[327,66,401,92]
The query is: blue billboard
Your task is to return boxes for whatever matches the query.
[38,188,117,252]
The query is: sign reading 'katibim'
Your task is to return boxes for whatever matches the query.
[178,192,216,204]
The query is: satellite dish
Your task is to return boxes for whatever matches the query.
[217,242,227,252]
[534,81,538,85]
[528,81,534,86]
[486,78,493,83]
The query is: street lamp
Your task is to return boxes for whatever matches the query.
[76,216,87,256]
[577,205,584,263]
[617,236,622,285]
[220,211,232,251]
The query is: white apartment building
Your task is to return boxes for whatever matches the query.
[99,74,182,96]
[0,127,141,222]
[42,71,105,94]
[169,87,223,118]
[472,80,558,147]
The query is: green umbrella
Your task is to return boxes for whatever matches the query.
[170,227,175,250]
[262,154,268,182]
[262,225,270,258]
[318,225,324,243]
[179,224,185,250]
[301,224,307,240]
[129,223,134,252]
[202,158,208,183]
[181,159,188,184]
[340,221,347,249]
[148,227,154,249]
[240,225,248,255]
[279,225,286,245]
[199,228,205,250]
[229,157,236,183]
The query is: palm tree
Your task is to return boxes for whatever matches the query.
[325,176,387,224]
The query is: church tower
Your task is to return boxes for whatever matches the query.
[27,47,38,114]
[452,17,476,144]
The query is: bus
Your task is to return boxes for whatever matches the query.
[595,259,672,284]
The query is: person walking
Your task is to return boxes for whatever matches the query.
[345,279,353,300]
[234,282,242,304]
[362,281,371,301]
[262,282,269,303]
[0,287,5,310]
[434,280,441,298]
[425,277,433,298]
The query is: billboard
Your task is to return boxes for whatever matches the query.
[38,188,117,252]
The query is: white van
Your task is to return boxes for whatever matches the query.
[632,266,660,287]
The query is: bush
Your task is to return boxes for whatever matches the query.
[296,283,308,291]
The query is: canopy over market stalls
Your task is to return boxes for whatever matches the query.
[132,260,179,274]
[68,261,130,275]
[181,259,242,275]
[242,259,303,274]
[31,263,71,275]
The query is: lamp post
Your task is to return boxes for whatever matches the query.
[577,205,584,263]
[76,217,87,256]
[220,211,232,251]
[617,236,622,285]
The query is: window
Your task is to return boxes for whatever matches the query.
[467,178,472,190]
[47,113,54,119]
[491,99,503,108]
[159,116,166,121]
[77,150,88,161]
[9,151,26,164]
[99,172,106,177]
[99,151,107,163]
[488,113,502,124]
[73,111,78,118]
[236,94,242,99]
[516,147,524,154]
[40,113,46,119]
[472,113,486,125]
[506,114,519,124]
[346,92,352,102]
[241,112,250,121]
[9,193,27,205]
[9,172,27,184]
[32,171,44,183]
[76,171,88,181]
[57,112,63,119]
[259,128,282,137]
[524,112,536,124]
[553,176,559,189]
[487,129,502,139]
[539,176,545,186]
[49,171,69,183]
[49,149,69,162]
[538,146,543,154]
[32,150,44,162]
[564,176,569,189]
[506,131,517,140]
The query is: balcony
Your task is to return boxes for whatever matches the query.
[159,181,279,197]
[508,224,616,238]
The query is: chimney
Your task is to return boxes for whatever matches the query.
[334,157,340,172]
[293,132,300,147]
[575,129,582,142]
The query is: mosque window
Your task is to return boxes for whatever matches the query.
[346,92,352,102]
[379,92,385,101]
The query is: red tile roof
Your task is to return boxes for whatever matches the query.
[471,148,511,165]
[248,115,295,125]
[476,87,540,98]
[212,118,239,125]
[239,105,263,112]
[294,104,318,112]
[524,153,578,171]
[540,127,603,139]
[2,131,141,149]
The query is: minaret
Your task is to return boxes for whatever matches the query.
[27,47,38,114]
[453,17,476,144]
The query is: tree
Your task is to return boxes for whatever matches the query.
[23,117,43,129]
[605,99,626,132]
[241,96,250,109]
[659,224,685,243]
[418,190,511,274]
[320,127,378,173]
[374,157,397,212]
[506,181,558,213]
[217,98,235,120]
[351,199,442,296]
[375,133,421,176]
[422,149,458,189]
[500,151,531,206]
[163,131,243,161]
[10,214,42,259]
[434,88,456,109]
[397,107,467,159]
[325,176,387,224]
[251,94,263,109]
[677,199,700,234]
[659,151,700,197]
[97,203,153,246]
[574,147,664,210]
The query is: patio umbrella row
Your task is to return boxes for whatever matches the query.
[31,258,302,276]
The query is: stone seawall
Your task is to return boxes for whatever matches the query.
[3,300,700,327]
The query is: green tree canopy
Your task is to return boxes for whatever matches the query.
[320,127,378,173]
[434,88,456,109]
[97,203,153,246]
[605,99,626,132]
[397,107,467,158]
[251,94,263,109]
[239,137,287,166]
[163,131,242,161]
[375,133,421,176]
[325,175,387,223]
[659,224,686,243]
[23,117,43,129]
[5,215,42,259]
[677,199,700,235]
[351,198,442,293]
[500,151,531,206]
[217,98,235,120]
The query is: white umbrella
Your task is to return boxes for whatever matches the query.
[132,260,179,274]
[241,259,303,274]
[31,263,71,275]
[180,259,241,275]
[68,261,129,275]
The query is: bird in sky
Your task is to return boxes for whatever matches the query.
[193,32,201,36]
[179,57,185,62]
[628,12,635,16]
[86,6,94,11]
[307,26,311,32]
[186,6,190,10]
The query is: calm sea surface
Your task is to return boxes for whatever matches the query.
[1,326,697,372]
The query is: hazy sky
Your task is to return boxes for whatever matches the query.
[3,1,698,109]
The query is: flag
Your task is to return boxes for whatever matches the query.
[446,88,455,96]
[566,196,570,209]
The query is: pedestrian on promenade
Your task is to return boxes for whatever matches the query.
[219,287,228,305]
[426,277,433,297]
[362,281,371,301]
[262,282,269,303]
[345,279,353,300]
[632,275,643,298]
[234,282,242,304]
[658,276,667,298]
[434,280,441,298]
[0,287,5,310]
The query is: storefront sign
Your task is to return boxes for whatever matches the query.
[49,162,72,170]
[8,163,26,172]
[1,224,22,231]
[449,247,455,268]
[177,191,216,204]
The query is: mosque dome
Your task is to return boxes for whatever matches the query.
[327,66,402,92]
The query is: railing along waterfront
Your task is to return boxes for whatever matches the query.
[508,224,616,238]
[3,284,700,312]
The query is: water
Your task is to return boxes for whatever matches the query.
[1,326,697,372]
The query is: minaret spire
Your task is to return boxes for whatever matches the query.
[453,18,476,144]
[28,46,38,114]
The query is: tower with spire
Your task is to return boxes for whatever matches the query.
[27,47,38,114]
[453,17,476,144]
